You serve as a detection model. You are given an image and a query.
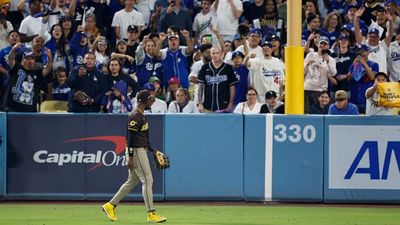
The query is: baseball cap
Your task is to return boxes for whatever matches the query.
[137,90,152,103]
[23,51,35,59]
[168,77,180,85]
[270,35,280,41]
[249,28,262,37]
[199,43,212,53]
[368,28,379,36]
[233,33,241,41]
[143,83,156,91]
[127,25,138,33]
[319,36,330,45]
[168,33,179,40]
[359,44,370,52]
[231,51,244,59]
[335,90,348,100]
[116,39,127,45]
[148,76,161,83]
[265,90,277,99]
[339,34,350,40]
[262,41,273,48]
[341,25,352,32]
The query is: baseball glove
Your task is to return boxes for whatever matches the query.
[73,90,92,105]
[153,150,170,169]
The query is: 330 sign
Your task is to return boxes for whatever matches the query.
[274,124,316,143]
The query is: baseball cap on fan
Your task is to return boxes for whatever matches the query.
[23,51,35,59]
[127,25,138,33]
[168,33,179,40]
[137,90,152,103]
[335,90,348,100]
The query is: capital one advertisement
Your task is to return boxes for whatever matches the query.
[329,125,400,190]
[7,114,164,199]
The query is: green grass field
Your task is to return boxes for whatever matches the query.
[0,203,399,225]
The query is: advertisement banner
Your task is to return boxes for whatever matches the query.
[0,112,6,199]
[7,113,164,200]
[329,125,400,190]
[325,116,400,203]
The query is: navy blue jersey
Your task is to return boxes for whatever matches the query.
[333,50,356,91]
[198,62,238,111]
[5,64,44,112]
[233,64,249,106]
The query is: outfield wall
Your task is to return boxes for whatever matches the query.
[1,113,400,203]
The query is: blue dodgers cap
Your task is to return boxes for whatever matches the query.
[359,44,370,52]
[231,51,244,59]
[22,51,35,59]
[339,34,350,40]
[341,25,352,32]
[318,36,330,45]
[262,41,273,48]
[368,28,380,36]
[143,83,156,91]
[233,33,241,41]
[249,28,262,37]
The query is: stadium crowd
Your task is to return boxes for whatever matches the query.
[0,0,398,115]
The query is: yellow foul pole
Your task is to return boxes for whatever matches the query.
[285,0,304,114]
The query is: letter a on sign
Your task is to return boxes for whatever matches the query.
[345,141,380,180]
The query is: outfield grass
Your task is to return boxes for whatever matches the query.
[0,203,399,225]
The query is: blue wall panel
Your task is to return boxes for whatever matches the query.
[164,114,243,200]
[243,115,266,201]
[271,115,324,202]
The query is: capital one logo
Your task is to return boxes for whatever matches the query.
[33,136,127,172]
[329,125,400,189]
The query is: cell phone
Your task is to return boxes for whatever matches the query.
[170,0,175,6]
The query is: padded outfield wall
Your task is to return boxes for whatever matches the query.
[1,113,400,203]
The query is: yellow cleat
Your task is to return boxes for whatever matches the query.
[102,202,117,222]
[147,210,167,223]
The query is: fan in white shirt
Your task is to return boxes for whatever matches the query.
[168,88,199,113]
[233,87,262,114]
[365,72,392,116]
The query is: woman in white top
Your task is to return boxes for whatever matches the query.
[234,87,262,114]
[168,88,199,113]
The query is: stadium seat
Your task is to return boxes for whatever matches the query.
[40,100,68,112]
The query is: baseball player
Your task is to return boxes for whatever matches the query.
[102,90,167,223]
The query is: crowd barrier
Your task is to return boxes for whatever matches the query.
[1,113,400,203]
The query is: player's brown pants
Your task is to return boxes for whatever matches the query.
[110,147,154,211]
